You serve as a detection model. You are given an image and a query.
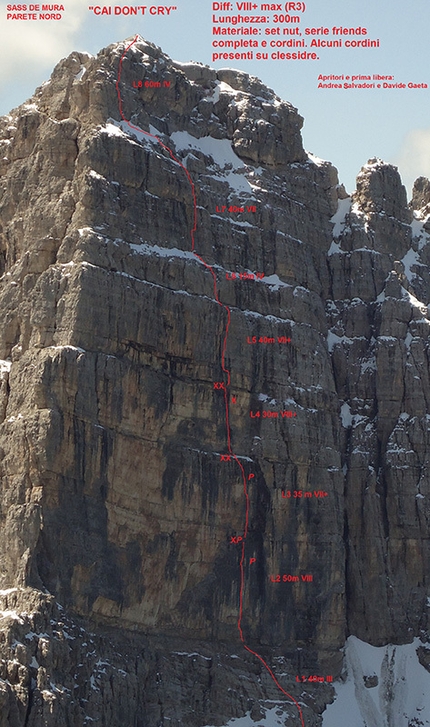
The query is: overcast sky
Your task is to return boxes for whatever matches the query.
[0,0,429,195]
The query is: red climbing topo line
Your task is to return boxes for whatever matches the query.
[116,36,305,727]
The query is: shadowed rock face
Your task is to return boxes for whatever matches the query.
[0,36,429,727]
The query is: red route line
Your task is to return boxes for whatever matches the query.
[116,36,305,727]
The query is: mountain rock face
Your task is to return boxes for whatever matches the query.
[0,36,429,726]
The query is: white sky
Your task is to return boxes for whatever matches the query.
[0,0,429,195]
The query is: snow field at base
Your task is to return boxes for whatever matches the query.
[202,705,294,727]
[322,636,430,727]
[200,638,430,726]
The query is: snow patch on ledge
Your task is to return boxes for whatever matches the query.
[48,345,86,354]
[401,285,428,316]
[401,247,420,282]
[129,242,196,261]
[262,273,292,291]
[103,119,161,150]
[411,213,430,250]
[340,402,352,428]
[74,66,86,81]
[327,331,366,353]
[0,359,12,377]
[171,130,253,195]
[330,197,352,238]
[328,240,343,256]
[0,610,25,624]
[205,81,234,103]
[322,635,430,727]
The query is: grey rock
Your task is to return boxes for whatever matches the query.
[0,36,429,727]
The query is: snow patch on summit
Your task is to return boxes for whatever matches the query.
[307,151,327,167]
[206,80,238,103]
